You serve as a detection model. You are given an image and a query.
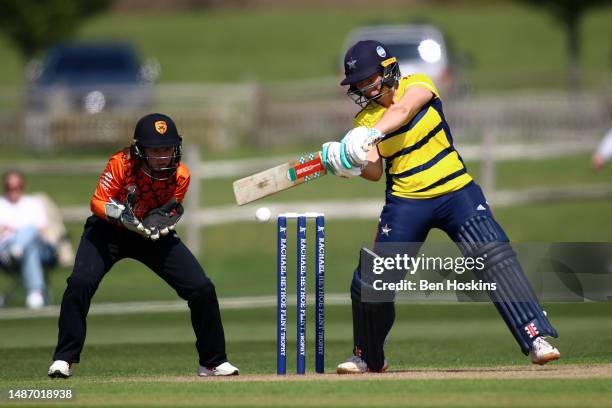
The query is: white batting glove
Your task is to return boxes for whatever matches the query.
[322,141,362,178]
[341,126,384,167]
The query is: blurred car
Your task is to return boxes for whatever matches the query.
[340,24,461,96]
[26,42,159,114]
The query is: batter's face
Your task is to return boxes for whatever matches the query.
[354,73,383,99]
[353,72,395,107]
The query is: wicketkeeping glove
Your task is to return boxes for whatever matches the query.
[104,189,150,238]
[141,198,184,241]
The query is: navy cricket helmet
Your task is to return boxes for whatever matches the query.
[341,40,400,107]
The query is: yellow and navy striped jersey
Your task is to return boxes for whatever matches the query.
[355,74,472,199]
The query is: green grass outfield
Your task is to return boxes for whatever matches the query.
[1,303,611,407]
[0,3,611,90]
[1,205,611,406]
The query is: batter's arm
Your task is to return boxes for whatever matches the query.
[373,85,434,134]
[360,148,383,181]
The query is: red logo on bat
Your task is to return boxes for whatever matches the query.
[294,157,323,178]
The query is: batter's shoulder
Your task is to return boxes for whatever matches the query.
[402,74,439,98]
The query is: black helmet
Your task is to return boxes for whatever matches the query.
[341,40,400,108]
[131,113,182,180]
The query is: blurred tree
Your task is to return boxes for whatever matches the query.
[517,0,612,88]
[0,0,112,61]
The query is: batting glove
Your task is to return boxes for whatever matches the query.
[341,126,384,167]
[321,141,362,178]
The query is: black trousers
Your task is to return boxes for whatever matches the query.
[53,216,227,367]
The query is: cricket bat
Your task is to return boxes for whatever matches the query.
[233,132,383,205]
[233,151,326,206]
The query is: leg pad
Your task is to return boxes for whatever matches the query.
[457,216,558,354]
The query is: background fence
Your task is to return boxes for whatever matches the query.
[1,82,610,151]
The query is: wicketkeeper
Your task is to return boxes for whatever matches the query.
[323,40,560,374]
[48,113,239,378]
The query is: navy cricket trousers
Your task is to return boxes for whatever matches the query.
[350,181,556,370]
[349,181,507,369]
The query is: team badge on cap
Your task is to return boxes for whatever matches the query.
[154,120,167,134]
[376,46,387,58]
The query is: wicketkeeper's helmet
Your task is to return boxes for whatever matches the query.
[131,113,182,181]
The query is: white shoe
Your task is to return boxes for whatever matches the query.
[198,361,239,377]
[26,291,45,309]
[48,360,72,378]
[336,355,389,374]
[530,337,560,365]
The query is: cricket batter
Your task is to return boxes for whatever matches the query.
[322,40,560,373]
[48,113,239,378]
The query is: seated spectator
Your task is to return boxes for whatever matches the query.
[0,171,66,308]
